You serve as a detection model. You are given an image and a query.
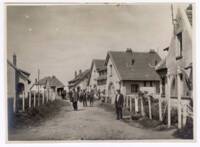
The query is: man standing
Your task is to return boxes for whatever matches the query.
[90,89,94,107]
[72,88,78,111]
[82,89,87,107]
[115,89,124,120]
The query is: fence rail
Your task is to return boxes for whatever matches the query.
[17,90,53,112]
[123,94,193,128]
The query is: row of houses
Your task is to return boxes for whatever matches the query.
[68,4,193,109]
[68,48,161,104]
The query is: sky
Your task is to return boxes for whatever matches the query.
[7,4,174,86]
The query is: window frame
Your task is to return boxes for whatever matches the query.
[131,84,139,93]
[176,32,183,60]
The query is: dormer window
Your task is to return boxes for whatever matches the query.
[176,32,183,60]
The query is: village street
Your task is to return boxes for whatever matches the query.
[9,100,177,141]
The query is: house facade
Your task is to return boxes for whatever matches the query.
[7,54,31,113]
[105,49,161,104]
[156,4,192,103]
[68,69,90,91]
[88,59,107,92]
[30,76,65,100]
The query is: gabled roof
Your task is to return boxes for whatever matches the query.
[92,59,105,71]
[32,76,65,89]
[7,60,31,83]
[68,69,90,88]
[49,76,65,88]
[105,50,161,81]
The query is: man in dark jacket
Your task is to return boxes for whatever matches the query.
[115,89,124,120]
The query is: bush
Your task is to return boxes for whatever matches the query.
[9,100,66,129]
[173,117,193,139]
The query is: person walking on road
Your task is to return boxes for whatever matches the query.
[72,88,78,111]
[115,89,124,120]
[82,89,87,107]
[90,89,94,107]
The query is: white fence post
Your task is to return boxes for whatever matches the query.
[177,73,182,129]
[42,91,45,104]
[140,97,145,116]
[22,92,25,112]
[38,91,40,107]
[148,96,152,119]
[29,91,31,108]
[167,75,171,128]
[183,105,187,127]
[125,96,127,108]
[34,91,36,108]
[135,97,139,113]
[47,89,49,102]
[130,97,132,113]
[159,98,162,121]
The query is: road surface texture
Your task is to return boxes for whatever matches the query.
[9,100,177,141]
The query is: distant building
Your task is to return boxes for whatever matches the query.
[30,76,65,100]
[68,69,90,90]
[88,59,107,92]
[96,65,107,93]
[7,54,31,113]
[105,48,161,104]
[156,4,193,104]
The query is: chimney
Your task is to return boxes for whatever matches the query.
[79,69,82,75]
[13,54,17,66]
[149,49,156,54]
[126,48,133,54]
[74,71,77,78]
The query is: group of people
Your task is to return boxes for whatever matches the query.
[68,87,125,121]
[68,87,95,111]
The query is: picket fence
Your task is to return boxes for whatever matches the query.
[123,95,193,128]
[18,90,53,112]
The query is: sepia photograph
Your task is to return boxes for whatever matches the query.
[6,3,194,141]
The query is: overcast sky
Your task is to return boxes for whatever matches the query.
[7,4,174,86]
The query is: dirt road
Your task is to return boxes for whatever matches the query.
[9,100,177,141]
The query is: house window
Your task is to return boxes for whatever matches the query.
[110,65,112,77]
[176,32,183,60]
[17,83,25,94]
[150,81,153,87]
[144,81,146,87]
[131,84,139,93]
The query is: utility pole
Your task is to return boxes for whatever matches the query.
[171,4,176,35]
[38,69,40,106]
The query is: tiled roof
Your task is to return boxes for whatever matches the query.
[49,76,65,88]
[37,76,65,88]
[93,59,105,71]
[68,69,90,87]
[106,50,161,81]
